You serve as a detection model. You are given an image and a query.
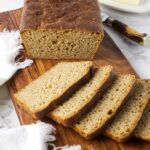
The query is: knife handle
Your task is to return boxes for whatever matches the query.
[105,18,146,45]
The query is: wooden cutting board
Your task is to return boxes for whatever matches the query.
[1,9,150,150]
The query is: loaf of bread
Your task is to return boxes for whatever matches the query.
[48,66,114,126]
[133,80,150,142]
[72,75,136,139]
[104,80,150,142]
[14,61,92,118]
[20,0,104,60]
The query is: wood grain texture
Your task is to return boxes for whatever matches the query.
[0,9,149,150]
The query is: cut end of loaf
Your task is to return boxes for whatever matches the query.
[21,30,104,60]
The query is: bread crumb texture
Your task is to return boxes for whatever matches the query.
[15,61,92,114]
[73,75,136,139]
[48,66,113,124]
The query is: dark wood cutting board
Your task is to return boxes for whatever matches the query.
[1,9,150,150]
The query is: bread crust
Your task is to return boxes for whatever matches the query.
[14,62,92,119]
[21,30,104,60]
[20,0,103,33]
[50,70,116,127]
[134,134,150,142]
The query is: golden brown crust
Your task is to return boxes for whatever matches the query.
[20,0,103,33]
[104,80,150,142]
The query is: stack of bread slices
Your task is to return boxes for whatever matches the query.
[14,61,150,142]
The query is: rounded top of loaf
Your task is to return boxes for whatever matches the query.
[20,0,103,33]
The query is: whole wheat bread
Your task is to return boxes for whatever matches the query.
[14,61,92,118]
[48,66,114,126]
[104,79,150,142]
[72,75,136,139]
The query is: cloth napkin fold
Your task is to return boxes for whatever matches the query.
[0,121,81,150]
[0,121,55,150]
[0,0,24,13]
[0,30,33,86]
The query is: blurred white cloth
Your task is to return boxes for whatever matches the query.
[0,30,33,86]
[0,0,24,13]
[0,120,81,150]
[0,121,56,150]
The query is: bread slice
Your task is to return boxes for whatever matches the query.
[48,66,114,126]
[104,79,150,142]
[133,80,150,142]
[72,75,136,139]
[14,61,92,119]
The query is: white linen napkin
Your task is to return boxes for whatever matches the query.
[0,121,81,150]
[0,29,33,86]
[0,0,24,13]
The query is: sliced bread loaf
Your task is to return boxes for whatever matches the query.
[14,61,92,119]
[104,79,150,142]
[133,80,150,142]
[48,66,114,126]
[72,75,136,139]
